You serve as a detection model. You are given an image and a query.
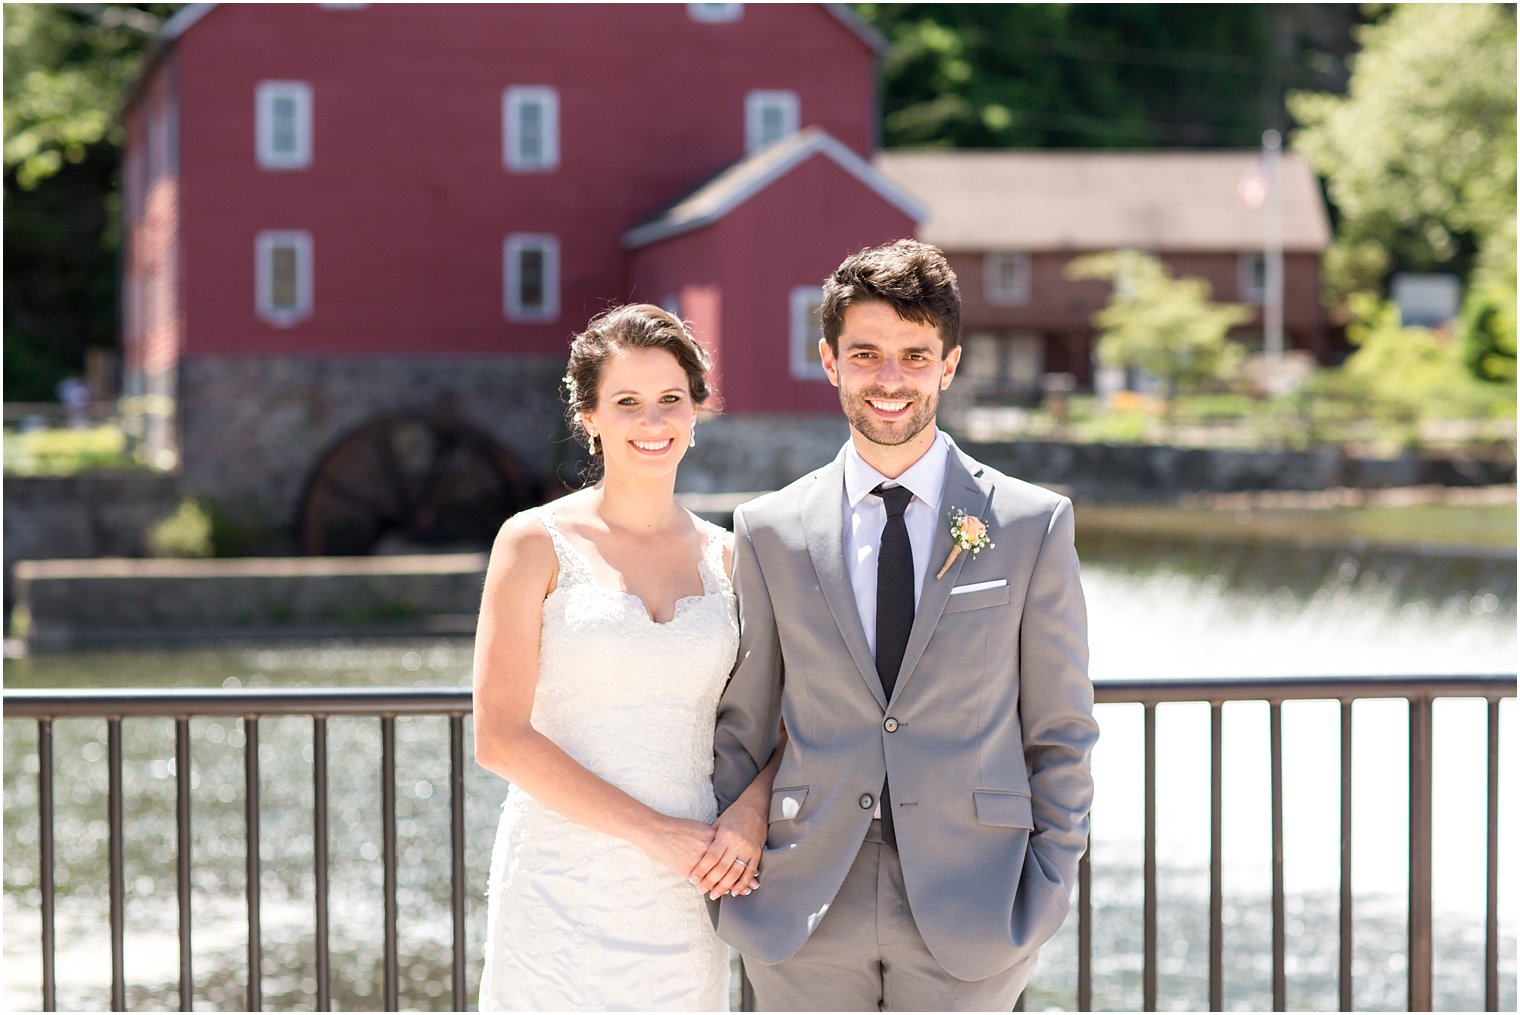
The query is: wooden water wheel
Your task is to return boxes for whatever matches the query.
[298,414,535,555]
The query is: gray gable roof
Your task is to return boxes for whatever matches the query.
[875,149,1331,253]
[623,127,926,250]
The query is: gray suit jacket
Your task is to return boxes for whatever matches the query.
[712,438,1097,982]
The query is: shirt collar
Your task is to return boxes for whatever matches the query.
[843,429,949,512]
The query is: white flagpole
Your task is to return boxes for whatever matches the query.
[1263,129,1285,360]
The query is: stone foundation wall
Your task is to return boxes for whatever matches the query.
[176,355,571,536]
[3,472,183,610]
[675,414,853,493]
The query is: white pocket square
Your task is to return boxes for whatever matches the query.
[950,578,1007,595]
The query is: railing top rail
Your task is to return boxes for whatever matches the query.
[1,685,474,719]
[1092,673,1515,705]
[2,674,1513,719]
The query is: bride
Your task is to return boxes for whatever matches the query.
[473,304,777,1011]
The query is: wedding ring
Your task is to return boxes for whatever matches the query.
[731,858,748,868]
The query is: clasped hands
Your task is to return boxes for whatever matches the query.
[644,797,766,900]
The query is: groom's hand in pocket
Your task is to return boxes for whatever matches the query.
[692,801,766,899]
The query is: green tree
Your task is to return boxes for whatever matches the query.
[1318,292,1515,437]
[853,4,1358,149]
[3,3,177,188]
[1288,5,1517,309]
[3,3,180,401]
[1066,250,1254,403]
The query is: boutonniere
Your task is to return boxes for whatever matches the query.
[935,508,995,580]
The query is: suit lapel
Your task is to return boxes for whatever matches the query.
[800,450,888,709]
[890,444,993,703]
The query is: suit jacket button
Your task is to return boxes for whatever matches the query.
[883,717,899,733]
[858,793,874,810]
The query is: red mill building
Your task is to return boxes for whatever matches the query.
[120,3,1328,553]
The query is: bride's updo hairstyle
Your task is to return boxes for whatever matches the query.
[561,303,717,463]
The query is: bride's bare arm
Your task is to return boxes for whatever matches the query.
[472,514,716,878]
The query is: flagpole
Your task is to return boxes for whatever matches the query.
[1263,129,1284,360]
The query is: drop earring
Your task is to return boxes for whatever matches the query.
[689,426,697,448]
[587,432,599,455]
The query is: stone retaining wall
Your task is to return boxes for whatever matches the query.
[962,439,1516,501]
[13,554,486,651]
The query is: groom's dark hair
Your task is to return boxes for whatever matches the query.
[819,239,962,355]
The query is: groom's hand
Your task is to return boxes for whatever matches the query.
[692,801,766,899]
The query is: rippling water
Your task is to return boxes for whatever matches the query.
[3,533,1515,1011]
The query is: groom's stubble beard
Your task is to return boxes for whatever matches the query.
[838,380,942,448]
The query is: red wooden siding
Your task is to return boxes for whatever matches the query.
[163,3,876,360]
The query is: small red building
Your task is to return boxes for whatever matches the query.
[121,3,921,551]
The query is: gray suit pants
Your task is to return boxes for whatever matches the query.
[742,821,1036,1012]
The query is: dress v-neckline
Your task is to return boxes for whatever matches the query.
[543,510,718,626]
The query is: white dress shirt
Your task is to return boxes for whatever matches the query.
[842,429,950,657]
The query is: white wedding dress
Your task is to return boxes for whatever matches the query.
[478,508,737,1012]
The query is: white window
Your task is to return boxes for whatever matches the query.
[985,252,1031,305]
[789,286,826,380]
[504,234,559,321]
[1239,252,1267,304]
[503,87,559,172]
[256,81,312,170]
[256,230,313,326]
[688,3,741,21]
[745,90,798,154]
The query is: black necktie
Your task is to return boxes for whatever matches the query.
[873,483,915,699]
[873,483,914,849]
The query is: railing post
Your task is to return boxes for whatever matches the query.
[382,715,399,1011]
[1209,702,1223,1013]
[1143,704,1157,1012]
[1339,700,1353,1013]
[176,718,193,1011]
[108,717,126,1011]
[38,718,56,1013]
[1408,696,1433,1012]
[1269,702,1284,1012]
[450,714,467,1012]
[245,716,262,1011]
[1078,827,1092,1012]
[314,716,331,1012]
[1486,698,1501,1012]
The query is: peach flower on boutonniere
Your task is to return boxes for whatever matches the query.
[935,508,995,580]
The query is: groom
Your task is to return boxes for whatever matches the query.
[712,239,1097,1010]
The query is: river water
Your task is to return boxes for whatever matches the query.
[3,528,1515,1011]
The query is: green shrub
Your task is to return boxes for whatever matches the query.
[147,499,215,559]
[2,424,141,476]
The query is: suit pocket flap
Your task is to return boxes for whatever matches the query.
[769,786,809,822]
[973,790,1033,828]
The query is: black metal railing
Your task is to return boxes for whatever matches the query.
[4,674,1513,1012]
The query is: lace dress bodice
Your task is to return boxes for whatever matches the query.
[531,508,737,819]
[478,508,738,1011]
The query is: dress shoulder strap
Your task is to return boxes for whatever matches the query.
[701,520,734,595]
[533,506,592,585]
